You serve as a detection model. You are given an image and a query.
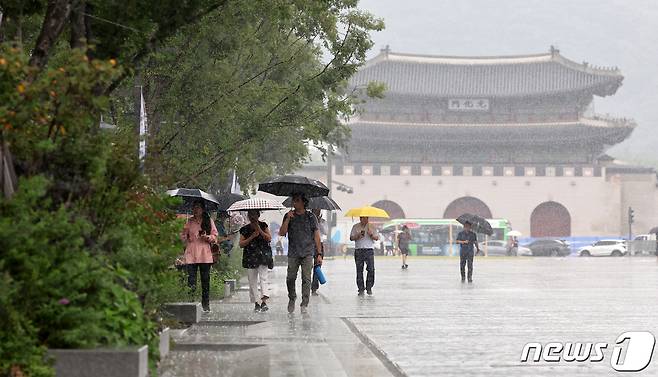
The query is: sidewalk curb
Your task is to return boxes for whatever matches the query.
[341,317,408,377]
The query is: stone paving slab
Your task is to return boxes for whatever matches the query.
[160,257,658,376]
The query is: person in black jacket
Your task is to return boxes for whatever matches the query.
[239,210,273,312]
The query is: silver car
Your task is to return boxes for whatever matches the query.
[477,240,530,256]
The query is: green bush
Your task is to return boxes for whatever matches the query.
[0,177,151,376]
[0,45,188,376]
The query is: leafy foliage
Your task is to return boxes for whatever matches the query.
[0,1,384,376]
[0,44,183,376]
[130,0,384,191]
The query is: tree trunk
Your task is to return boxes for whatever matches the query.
[0,135,18,199]
[29,0,73,69]
[69,0,86,49]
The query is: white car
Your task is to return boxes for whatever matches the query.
[578,240,627,257]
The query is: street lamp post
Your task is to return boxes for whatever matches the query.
[326,149,333,255]
[325,147,353,256]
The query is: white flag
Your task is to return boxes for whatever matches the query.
[139,87,148,163]
[230,170,241,194]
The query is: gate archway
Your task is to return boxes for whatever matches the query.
[530,201,571,237]
[371,200,405,220]
[443,196,492,219]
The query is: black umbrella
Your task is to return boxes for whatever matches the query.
[456,213,493,236]
[216,193,247,211]
[282,196,341,210]
[258,175,329,198]
[166,188,220,212]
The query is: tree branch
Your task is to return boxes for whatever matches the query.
[29,0,74,70]
[104,0,229,95]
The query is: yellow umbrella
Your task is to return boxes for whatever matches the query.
[344,206,390,219]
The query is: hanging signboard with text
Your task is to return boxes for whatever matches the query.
[448,98,490,111]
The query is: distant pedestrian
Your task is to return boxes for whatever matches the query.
[215,211,234,257]
[399,225,412,269]
[456,221,480,283]
[350,217,379,295]
[279,193,323,314]
[275,238,284,256]
[181,200,218,312]
[239,210,272,312]
[311,209,327,296]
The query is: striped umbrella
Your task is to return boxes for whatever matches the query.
[227,198,286,212]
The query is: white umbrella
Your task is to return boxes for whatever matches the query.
[227,198,285,212]
[508,230,522,237]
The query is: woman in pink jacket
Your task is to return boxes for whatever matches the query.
[181,200,218,312]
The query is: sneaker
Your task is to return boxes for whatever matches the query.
[358,290,365,296]
[254,303,261,312]
[259,302,269,312]
[405,264,409,268]
[366,289,372,295]
[401,265,405,269]
[468,279,473,284]
[300,305,308,314]
[287,300,296,313]
[203,304,210,312]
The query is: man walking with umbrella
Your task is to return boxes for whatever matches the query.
[350,216,380,295]
[456,221,480,283]
[279,193,323,314]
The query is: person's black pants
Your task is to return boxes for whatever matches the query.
[354,248,375,291]
[187,263,212,307]
[460,250,474,281]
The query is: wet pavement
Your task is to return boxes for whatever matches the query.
[160,256,658,376]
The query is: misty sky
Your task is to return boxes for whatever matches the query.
[357,0,658,163]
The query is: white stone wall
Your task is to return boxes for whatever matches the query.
[614,173,658,236]
[286,166,658,242]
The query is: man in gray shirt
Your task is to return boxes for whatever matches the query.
[279,193,323,314]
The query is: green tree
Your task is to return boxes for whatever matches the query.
[133,0,384,190]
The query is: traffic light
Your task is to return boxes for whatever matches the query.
[628,207,635,225]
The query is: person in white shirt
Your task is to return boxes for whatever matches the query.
[349,217,379,295]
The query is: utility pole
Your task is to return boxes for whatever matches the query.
[628,207,634,257]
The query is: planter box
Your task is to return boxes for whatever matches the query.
[159,327,170,359]
[224,278,237,293]
[163,302,201,324]
[49,345,148,377]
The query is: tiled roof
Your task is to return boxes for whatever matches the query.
[350,47,623,97]
[346,117,635,145]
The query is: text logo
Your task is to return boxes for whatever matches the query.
[521,331,655,372]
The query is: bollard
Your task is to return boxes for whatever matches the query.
[224,282,232,299]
